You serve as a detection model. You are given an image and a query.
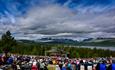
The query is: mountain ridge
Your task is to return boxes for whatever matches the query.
[18,37,115,46]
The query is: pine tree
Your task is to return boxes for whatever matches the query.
[1,30,17,53]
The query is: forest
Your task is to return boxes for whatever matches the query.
[0,31,115,58]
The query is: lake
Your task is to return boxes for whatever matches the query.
[80,46,115,51]
[68,45,115,51]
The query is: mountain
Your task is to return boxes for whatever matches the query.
[37,38,77,44]
[17,37,115,46]
[81,37,115,46]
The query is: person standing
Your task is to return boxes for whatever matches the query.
[96,61,106,70]
[31,61,38,70]
[107,60,115,70]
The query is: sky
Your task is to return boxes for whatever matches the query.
[0,0,115,40]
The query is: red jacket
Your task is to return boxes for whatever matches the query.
[32,65,38,70]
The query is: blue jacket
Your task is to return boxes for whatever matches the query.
[100,63,106,70]
[62,67,66,70]
[112,63,115,70]
[7,57,13,64]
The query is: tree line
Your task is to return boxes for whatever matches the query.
[0,31,115,58]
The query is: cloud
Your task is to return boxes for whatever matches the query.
[0,0,115,40]
[17,5,94,34]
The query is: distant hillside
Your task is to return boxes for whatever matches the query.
[17,37,115,46]
[81,38,115,46]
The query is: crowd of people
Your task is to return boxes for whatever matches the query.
[0,53,115,70]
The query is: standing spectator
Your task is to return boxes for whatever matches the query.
[31,61,38,70]
[40,60,45,70]
[0,56,3,65]
[7,57,13,64]
[62,64,66,70]
[76,60,80,70]
[12,61,17,70]
[84,61,88,70]
[56,65,61,70]
[107,60,115,70]
[36,61,40,70]
[67,62,73,70]
[96,61,106,70]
